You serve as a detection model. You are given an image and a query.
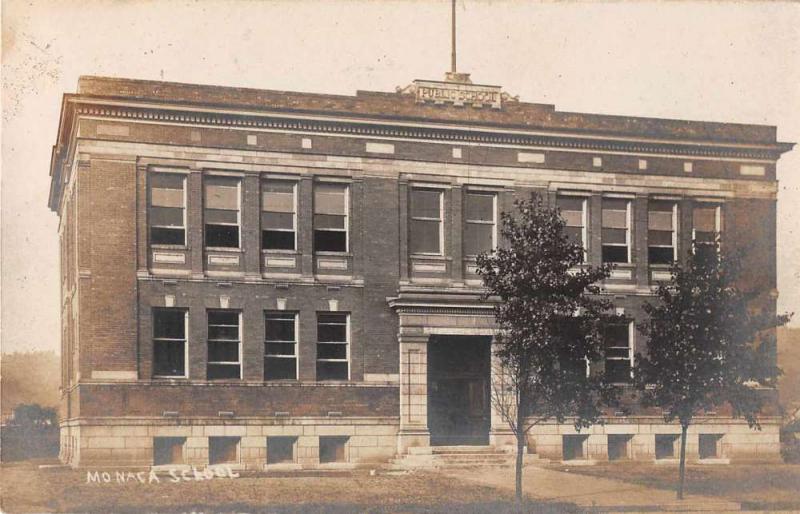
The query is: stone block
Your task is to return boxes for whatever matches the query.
[205,426,226,437]
[224,425,247,436]
[89,437,126,449]
[186,437,208,449]
[124,437,152,449]
[354,425,396,436]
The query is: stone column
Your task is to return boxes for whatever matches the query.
[397,333,430,453]
[489,337,515,448]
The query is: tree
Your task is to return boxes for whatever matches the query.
[476,193,623,502]
[10,403,57,427]
[634,241,790,500]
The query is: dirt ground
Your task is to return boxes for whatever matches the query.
[555,462,800,511]
[0,460,578,514]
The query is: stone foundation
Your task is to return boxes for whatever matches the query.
[60,418,398,469]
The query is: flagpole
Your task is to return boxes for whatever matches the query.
[451,0,457,74]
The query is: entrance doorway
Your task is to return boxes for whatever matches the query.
[427,335,491,446]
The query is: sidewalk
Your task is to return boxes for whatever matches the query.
[445,465,743,512]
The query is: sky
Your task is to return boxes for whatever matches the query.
[2,0,799,354]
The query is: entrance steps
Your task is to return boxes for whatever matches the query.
[389,446,546,470]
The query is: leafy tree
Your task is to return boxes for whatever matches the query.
[10,403,57,427]
[476,193,623,502]
[634,241,789,499]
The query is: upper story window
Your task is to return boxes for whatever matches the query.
[648,200,677,265]
[693,203,720,245]
[261,180,296,251]
[464,191,497,256]
[410,188,443,255]
[604,323,633,384]
[152,308,187,378]
[149,173,186,245]
[316,312,349,381]
[602,198,631,264]
[314,183,348,253]
[264,312,298,380]
[204,176,241,248]
[207,310,241,380]
[557,195,587,257]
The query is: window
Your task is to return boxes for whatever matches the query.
[602,198,631,263]
[464,191,497,256]
[319,436,349,463]
[267,436,297,464]
[410,188,443,255]
[149,173,186,245]
[262,180,296,250]
[152,308,187,378]
[316,313,349,381]
[264,312,297,380]
[557,195,587,255]
[699,434,723,459]
[204,176,240,248]
[648,201,677,265]
[209,437,240,465]
[313,183,348,252]
[693,203,720,255]
[604,323,632,383]
[608,434,633,461]
[562,435,588,461]
[153,437,185,466]
[655,434,678,460]
[207,310,241,380]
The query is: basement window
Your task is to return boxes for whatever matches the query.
[562,435,589,461]
[207,310,241,380]
[608,434,633,461]
[261,180,296,251]
[319,436,348,464]
[313,182,348,253]
[152,308,187,378]
[316,313,349,381]
[153,437,186,466]
[655,434,679,459]
[267,436,297,464]
[699,434,723,459]
[209,436,240,465]
[204,175,241,248]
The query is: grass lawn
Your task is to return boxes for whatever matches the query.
[0,460,580,513]
[555,462,800,511]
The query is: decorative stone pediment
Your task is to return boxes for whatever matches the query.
[397,77,518,110]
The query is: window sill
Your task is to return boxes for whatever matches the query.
[205,247,242,253]
[151,244,188,250]
[410,254,450,260]
[152,375,188,380]
[314,251,352,257]
[262,249,300,255]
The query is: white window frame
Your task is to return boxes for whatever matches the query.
[692,202,722,243]
[557,193,588,259]
[264,311,299,381]
[313,181,350,253]
[464,189,498,256]
[602,197,632,264]
[207,310,242,380]
[261,179,298,252]
[152,308,189,379]
[648,201,678,264]
[410,187,445,256]
[604,321,634,384]
[148,171,188,247]
[316,312,350,381]
[204,174,242,250]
